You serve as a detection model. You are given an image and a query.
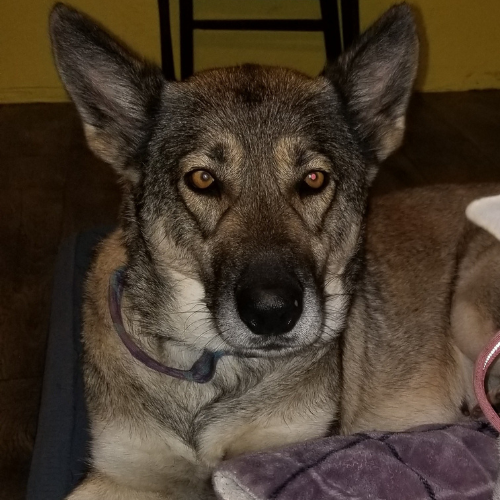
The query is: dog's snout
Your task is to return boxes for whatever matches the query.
[235,263,303,336]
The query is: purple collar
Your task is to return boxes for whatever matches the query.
[109,267,225,383]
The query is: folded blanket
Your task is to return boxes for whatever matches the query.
[214,422,498,500]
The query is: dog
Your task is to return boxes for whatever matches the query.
[50,3,500,498]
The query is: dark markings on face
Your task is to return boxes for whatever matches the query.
[206,143,226,164]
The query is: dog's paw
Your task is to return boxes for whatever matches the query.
[469,385,500,420]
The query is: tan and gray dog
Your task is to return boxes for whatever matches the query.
[49,3,500,499]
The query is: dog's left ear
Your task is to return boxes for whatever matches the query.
[325,4,419,162]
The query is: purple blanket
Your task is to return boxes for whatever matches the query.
[214,422,498,500]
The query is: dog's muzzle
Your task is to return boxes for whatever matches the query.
[235,260,303,336]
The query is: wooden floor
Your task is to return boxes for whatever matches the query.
[1,91,500,498]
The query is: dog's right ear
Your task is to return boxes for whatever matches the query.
[49,3,165,182]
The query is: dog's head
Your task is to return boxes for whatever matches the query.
[50,4,418,357]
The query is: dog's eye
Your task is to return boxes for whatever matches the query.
[304,171,324,189]
[187,170,215,190]
[299,170,328,195]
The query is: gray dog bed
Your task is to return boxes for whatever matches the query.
[26,228,110,500]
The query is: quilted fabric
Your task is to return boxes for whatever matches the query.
[213,422,498,500]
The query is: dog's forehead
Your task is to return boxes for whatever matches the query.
[187,64,330,103]
[162,66,338,172]
[173,66,335,140]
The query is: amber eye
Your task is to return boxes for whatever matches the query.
[304,171,325,189]
[188,170,215,190]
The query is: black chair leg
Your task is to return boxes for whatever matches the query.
[319,0,342,63]
[157,0,175,80]
[179,0,194,80]
[341,0,360,50]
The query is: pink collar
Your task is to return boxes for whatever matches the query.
[474,330,500,431]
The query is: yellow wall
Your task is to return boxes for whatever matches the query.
[0,0,162,102]
[360,0,500,92]
[1,0,500,103]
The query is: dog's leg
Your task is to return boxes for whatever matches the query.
[452,239,500,376]
[66,472,216,500]
[66,473,165,500]
[463,199,500,499]
[451,236,500,422]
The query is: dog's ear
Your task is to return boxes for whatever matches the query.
[466,195,500,241]
[49,3,165,182]
[325,4,418,163]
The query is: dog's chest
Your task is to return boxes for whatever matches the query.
[198,405,333,465]
[93,388,334,494]
[193,371,337,465]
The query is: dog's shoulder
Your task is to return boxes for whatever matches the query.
[83,229,126,338]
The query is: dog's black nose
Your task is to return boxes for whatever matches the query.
[236,264,303,336]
